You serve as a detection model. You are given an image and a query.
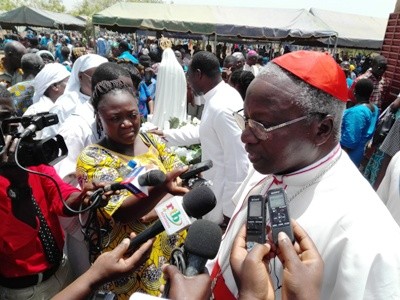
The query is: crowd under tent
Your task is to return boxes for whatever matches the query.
[0,6,86,31]
[92,3,338,42]
[310,8,388,50]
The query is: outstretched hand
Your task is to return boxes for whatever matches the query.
[164,166,190,196]
[87,234,153,286]
[52,233,154,300]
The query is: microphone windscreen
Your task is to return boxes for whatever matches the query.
[138,170,166,186]
[182,186,216,218]
[185,219,222,259]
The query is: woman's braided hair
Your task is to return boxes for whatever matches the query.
[91,79,135,112]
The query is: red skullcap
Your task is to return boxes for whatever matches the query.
[272,50,348,102]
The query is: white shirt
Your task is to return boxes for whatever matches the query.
[377,151,400,227]
[243,63,259,77]
[45,90,90,139]
[164,81,249,223]
[54,101,98,184]
[211,145,400,299]
[24,95,55,116]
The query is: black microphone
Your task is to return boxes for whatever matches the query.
[20,113,58,138]
[103,169,166,192]
[184,219,222,276]
[162,219,222,298]
[128,185,216,252]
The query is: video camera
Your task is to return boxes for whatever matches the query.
[0,112,68,167]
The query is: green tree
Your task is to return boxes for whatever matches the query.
[36,0,66,12]
[0,0,65,12]
[0,0,16,11]
[0,0,29,11]
[71,0,163,17]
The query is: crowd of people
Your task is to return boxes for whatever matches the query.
[0,31,399,300]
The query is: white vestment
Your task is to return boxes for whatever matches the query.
[45,91,90,139]
[210,145,400,299]
[55,101,99,278]
[54,101,98,183]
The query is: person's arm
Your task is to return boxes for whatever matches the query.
[340,109,366,150]
[151,126,200,147]
[215,106,249,218]
[53,236,153,300]
[148,98,154,115]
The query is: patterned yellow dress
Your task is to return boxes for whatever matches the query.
[76,133,186,299]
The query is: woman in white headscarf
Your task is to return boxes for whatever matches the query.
[45,54,107,138]
[152,47,187,129]
[24,63,70,116]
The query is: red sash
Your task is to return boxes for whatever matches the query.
[210,261,236,300]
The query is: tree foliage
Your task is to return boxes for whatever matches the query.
[37,0,66,12]
[0,0,161,16]
[71,0,163,17]
[0,0,65,12]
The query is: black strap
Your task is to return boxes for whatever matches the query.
[31,195,62,265]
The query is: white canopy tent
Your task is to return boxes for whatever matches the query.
[310,8,388,49]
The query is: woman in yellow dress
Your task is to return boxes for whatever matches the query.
[76,79,188,299]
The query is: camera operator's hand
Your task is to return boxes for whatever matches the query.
[230,225,275,300]
[277,220,324,300]
[82,181,117,207]
[1,135,28,186]
[162,264,212,300]
[64,181,118,215]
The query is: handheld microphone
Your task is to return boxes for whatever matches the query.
[162,219,222,298]
[103,168,166,198]
[128,186,216,252]
[183,219,222,276]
